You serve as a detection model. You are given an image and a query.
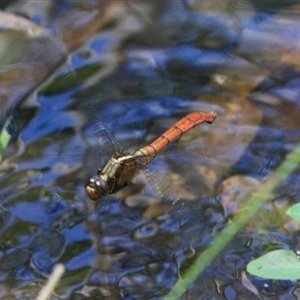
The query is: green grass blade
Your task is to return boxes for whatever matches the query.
[0,117,12,161]
[164,142,300,300]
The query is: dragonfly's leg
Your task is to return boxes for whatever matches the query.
[107,177,128,194]
[112,152,124,159]
[136,160,147,169]
[113,181,128,193]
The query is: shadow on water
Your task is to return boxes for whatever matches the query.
[0,0,300,299]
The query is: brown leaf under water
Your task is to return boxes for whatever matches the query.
[0,11,67,120]
[0,1,130,120]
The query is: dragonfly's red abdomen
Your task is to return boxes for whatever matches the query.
[134,111,217,166]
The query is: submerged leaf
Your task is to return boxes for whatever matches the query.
[246,249,300,280]
[286,203,300,222]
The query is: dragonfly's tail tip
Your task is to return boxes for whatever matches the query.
[206,111,217,123]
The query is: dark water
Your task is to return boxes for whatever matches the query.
[1,1,300,299]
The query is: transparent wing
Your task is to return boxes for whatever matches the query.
[94,116,123,153]
[141,167,179,205]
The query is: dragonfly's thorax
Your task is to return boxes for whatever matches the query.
[103,152,141,187]
[84,152,141,201]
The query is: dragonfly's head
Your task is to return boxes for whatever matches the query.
[85,176,109,201]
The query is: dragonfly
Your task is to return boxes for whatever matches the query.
[85,111,217,201]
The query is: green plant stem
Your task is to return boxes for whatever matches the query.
[164,142,300,300]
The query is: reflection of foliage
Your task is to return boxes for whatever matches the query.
[1,219,39,246]
[5,186,44,207]
[0,117,11,162]
[39,63,105,96]
[59,240,92,264]
[54,266,91,296]
[166,142,300,299]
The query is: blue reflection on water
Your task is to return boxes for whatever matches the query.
[21,93,76,144]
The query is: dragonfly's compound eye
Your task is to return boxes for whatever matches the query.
[84,176,109,201]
